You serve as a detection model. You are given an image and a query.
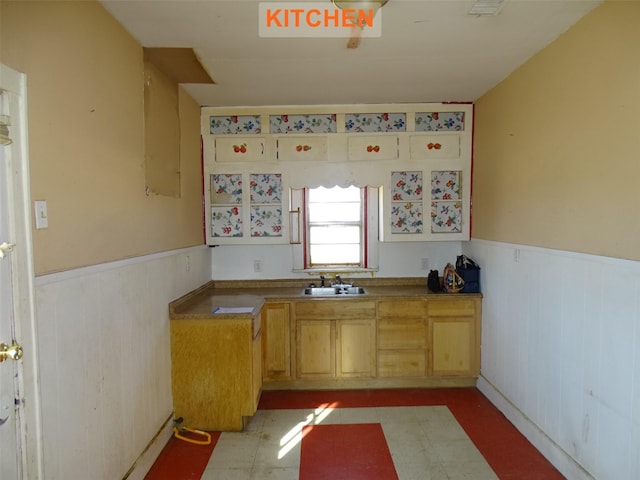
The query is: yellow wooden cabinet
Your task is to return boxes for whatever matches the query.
[170,315,262,431]
[295,301,376,379]
[377,299,427,377]
[262,303,292,381]
[427,297,481,376]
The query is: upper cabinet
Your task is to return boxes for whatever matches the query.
[201,104,473,245]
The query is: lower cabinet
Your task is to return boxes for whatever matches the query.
[170,315,262,431]
[261,295,481,389]
[296,301,376,379]
[427,297,481,376]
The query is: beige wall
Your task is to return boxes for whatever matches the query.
[472,0,640,261]
[1,0,203,275]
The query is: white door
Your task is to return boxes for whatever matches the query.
[1,64,42,479]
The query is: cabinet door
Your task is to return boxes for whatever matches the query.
[297,320,334,378]
[429,317,476,376]
[277,136,328,162]
[336,319,376,378]
[262,303,291,381]
[215,137,266,162]
[409,134,460,159]
[347,135,399,161]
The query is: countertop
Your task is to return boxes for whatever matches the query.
[169,277,481,320]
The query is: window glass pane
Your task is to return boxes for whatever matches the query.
[307,185,363,267]
[309,185,360,203]
[309,203,360,222]
[310,226,360,244]
[310,244,360,265]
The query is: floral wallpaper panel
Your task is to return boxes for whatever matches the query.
[270,114,336,133]
[431,171,461,201]
[415,112,465,132]
[431,201,462,233]
[250,174,282,204]
[390,202,423,234]
[251,206,283,237]
[211,206,243,237]
[211,174,243,205]
[391,171,423,201]
[345,113,406,132]
[210,115,261,135]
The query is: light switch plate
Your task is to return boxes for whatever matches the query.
[34,200,48,229]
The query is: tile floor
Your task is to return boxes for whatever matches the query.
[145,388,565,480]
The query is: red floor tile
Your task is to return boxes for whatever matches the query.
[300,423,398,480]
[144,430,220,480]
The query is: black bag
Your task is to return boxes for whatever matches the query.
[427,269,442,293]
[456,255,480,293]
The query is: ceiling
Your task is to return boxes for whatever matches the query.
[100,0,602,107]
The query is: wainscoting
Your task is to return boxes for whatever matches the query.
[465,239,640,480]
[33,246,211,480]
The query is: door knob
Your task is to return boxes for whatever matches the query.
[0,341,23,362]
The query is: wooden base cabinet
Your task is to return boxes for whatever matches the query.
[296,301,376,379]
[262,303,292,381]
[377,300,427,377]
[427,297,481,377]
[170,315,262,431]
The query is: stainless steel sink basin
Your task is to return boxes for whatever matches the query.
[303,286,366,296]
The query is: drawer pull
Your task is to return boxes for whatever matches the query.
[232,143,247,154]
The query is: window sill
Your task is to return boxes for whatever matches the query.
[293,267,379,277]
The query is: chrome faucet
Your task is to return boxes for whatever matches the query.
[320,275,326,287]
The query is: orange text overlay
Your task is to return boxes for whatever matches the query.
[259,2,383,38]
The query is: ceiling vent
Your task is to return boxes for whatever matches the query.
[468,0,504,16]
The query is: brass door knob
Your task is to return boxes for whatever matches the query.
[0,341,23,362]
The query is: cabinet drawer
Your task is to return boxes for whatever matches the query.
[277,136,327,162]
[378,319,426,349]
[377,300,425,319]
[215,137,266,162]
[347,135,399,161]
[409,134,460,160]
[428,299,476,316]
[295,301,376,320]
[378,350,426,377]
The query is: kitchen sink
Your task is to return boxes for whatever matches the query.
[303,286,366,296]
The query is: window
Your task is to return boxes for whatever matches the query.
[290,185,379,272]
[307,186,363,267]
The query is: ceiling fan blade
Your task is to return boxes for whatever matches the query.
[346,26,362,49]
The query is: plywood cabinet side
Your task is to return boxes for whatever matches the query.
[262,303,291,381]
[170,317,260,431]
